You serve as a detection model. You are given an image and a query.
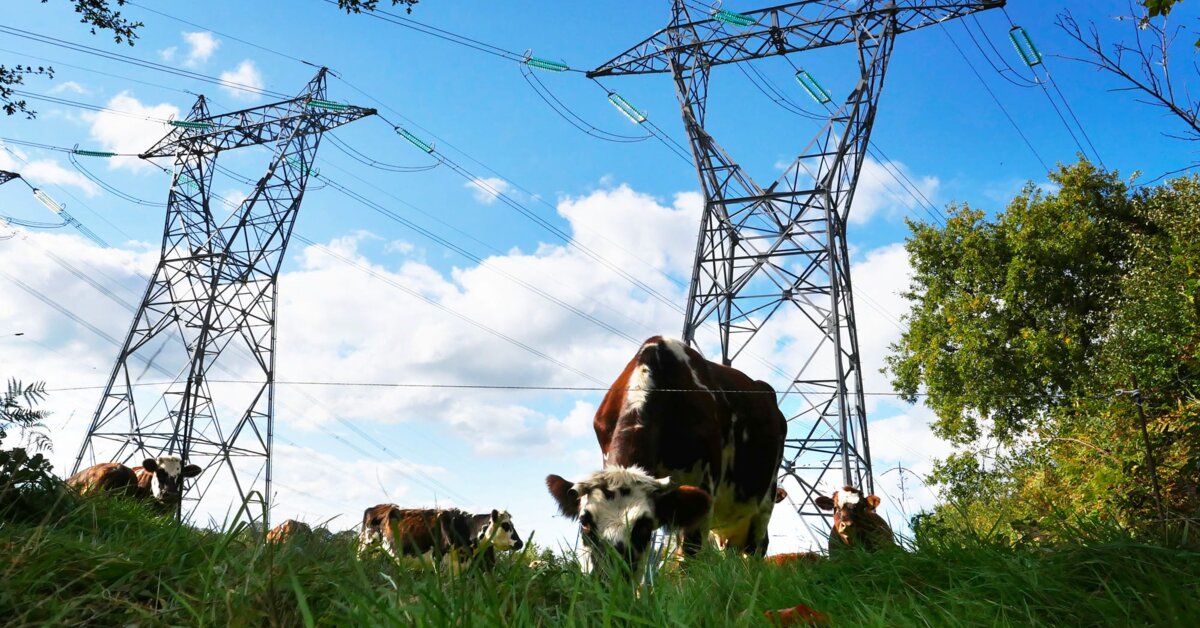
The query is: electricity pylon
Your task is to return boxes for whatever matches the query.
[591,0,1003,544]
[72,69,374,523]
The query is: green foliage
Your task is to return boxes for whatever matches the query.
[0,379,64,524]
[1143,0,1184,18]
[888,160,1200,543]
[2,496,1199,625]
[336,0,420,14]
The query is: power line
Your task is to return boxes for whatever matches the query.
[939,24,1052,173]
[0,24,289,99]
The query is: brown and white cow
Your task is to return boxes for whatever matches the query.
[357,506,523,565]
[815,486,897,554]
[67,455,202,508]
[546,336,787,574]
[267,519,313,544]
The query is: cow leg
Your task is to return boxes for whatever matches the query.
[681,527,704,558]
[742,507,774,557]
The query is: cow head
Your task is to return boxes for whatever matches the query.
[815,485,889,550]
[476,509,524,551]
[141,455,202,504]
[546,465,711,575]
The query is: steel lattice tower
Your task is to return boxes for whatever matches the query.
[591,0,1002,543]
[72,69,374,523]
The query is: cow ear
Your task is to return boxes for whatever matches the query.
[655,485,711,529]
[814,495,835,511]
[142,458,158,472]
[775,487,788,504]
[546,474,580,519]
[491,508,500,522]
[866,495,882,510]
[182,464,202,478]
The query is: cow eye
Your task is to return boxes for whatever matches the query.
[619,487,632,497]
[601,488,615,500]
[501,522,512,532]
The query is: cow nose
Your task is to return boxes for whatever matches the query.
[513,539,524,550]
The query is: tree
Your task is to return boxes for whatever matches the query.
[888,160,1200,543]
[1059,2,1200,174]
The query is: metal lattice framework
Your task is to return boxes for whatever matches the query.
[591,0,1002,544]
[0,170,20,186]
[72,69,374,523]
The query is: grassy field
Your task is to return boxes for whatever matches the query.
[2,496,1199,626]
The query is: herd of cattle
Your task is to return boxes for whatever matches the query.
[65,336,896,574]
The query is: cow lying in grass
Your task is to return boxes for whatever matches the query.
[815,486,897,554]
[66,456,202,509]
[357,505,523,567]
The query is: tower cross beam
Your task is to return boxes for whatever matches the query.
[589,0,1004,77]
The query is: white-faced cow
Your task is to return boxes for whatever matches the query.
[815,485,897,554]
[67,455,202,509]
[546,336,787,574]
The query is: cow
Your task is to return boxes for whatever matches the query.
[357,506,524,567]
[466,509,524,566]
[546,336,787,575]
[267,519,313,544]
[815,486,897,554]
[67,455,202,508]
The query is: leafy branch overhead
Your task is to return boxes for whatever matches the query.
[3,1,418,117]
[335,0,419,14]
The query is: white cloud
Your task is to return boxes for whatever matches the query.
[158,46,177,62]
[851,157,940,225]
[0,145,99,196]
[219,60,264,101]
[84,92,179,172]
[464,176,513,205]
[182,31,220,67]
[48,81,89,96]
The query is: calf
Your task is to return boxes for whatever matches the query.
[67,455,202,508]
[546,336,787,575]
[267,519,312,544]
[357,505,474,560]
[815,486,897,554]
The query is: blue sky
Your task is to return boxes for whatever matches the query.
[1,0,1197,553]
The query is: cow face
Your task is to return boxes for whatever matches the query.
[815,486,885,549]
[479,509,524,551]
[142,455,202,504]
[546,466,711,575]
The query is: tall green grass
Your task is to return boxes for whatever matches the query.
[2,496,1198,626]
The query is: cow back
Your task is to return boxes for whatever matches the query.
[66,463,140,498]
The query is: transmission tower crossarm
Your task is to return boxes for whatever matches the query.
[588,0,1005,77]
[141,97,375,158]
